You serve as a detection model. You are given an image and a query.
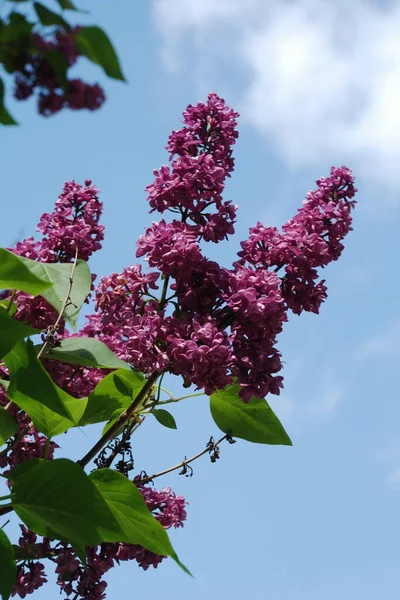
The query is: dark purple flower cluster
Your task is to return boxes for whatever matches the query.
[13,28,105,116]
[35,179,105,262]
[236,166,356,314]
[146,93,239,242]
[11,486,187,599]
[80,95,356,400]
[4,95,357,404]
[8,180,104,330]
[2,93,357,600]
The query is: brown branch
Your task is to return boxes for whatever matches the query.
[77,371,160,468]
[138,434,229,484]
[102,418,142,469]
[0,505,13,517]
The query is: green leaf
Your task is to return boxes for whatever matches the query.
[0,307,39,358]
[11,459,188,573]
[10,458,121,545]
[43,49,68,89]
[55,0,78,9]
[33,2,69,27]
[40,337,131,370]
[0,301,16,317]
[210,384,292,446]
[0,407,18,447]
[0,79,17,126]
[100,407,126,438]
[0,529,16,600]
[19,258,91,330]
[90,469,189,573]
[4,341,84,437]
[74,26,125,81]
[0,249,51,296]
[153,409,177,430]
[80,369,145,426]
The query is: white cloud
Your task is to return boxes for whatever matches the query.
[375,438,400,489]
[307,385,344,419]
[153,0,400,187]
[387,467,400,487]
[268,394,294,421]
[358,321,400,362]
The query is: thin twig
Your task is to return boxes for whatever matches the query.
[0,505,13,517]
[142,391,204,411]
[77,371,160,468]
[138,434,229,484]
[37,246,79,361]
[6,289,16,313]
[102,418,142,469]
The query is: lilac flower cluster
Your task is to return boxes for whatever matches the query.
[85,94,357,400]
[236,166,356,314]
[9,180,104,331]
[11,486,186,600]
[147,93,239,242]
[21,179,104,263]
[14,28,105,116]
[4,95,357,404]
[2,93,357,599]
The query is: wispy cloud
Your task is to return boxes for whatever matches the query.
[307,383,345,419]
[375,438,400,489]
[308,387,344,418]
[268,394,294,422]
[153,0,400,188]
[387,467,400,488]
[358,321,400,362]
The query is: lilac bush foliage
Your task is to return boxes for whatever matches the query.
[13,28,106,117]
[0,93,357,599]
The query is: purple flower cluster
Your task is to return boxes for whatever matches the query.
[35,179,105,262]
[2,93,357,600]
[236,166,356,314]
[224,267,287,401]
[4,95,357,405]
[14,28,106,116]
[146,93,239,242]
[77,96,356,400]
[12,563,47,599]
[8,180,104,330]
[11,486,187,599]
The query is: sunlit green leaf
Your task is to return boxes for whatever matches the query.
[80,369,145,426]
[210,384,292,445]
[4,341,85,437]
[10,459,188,572]
[18,258,91,330]
[40,337,131,370]
[153,409,177,430]
[0,306,39,358]
[0,407,18,447]
[0,249,51,295]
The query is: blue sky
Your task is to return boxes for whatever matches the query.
[2,1,400,598]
